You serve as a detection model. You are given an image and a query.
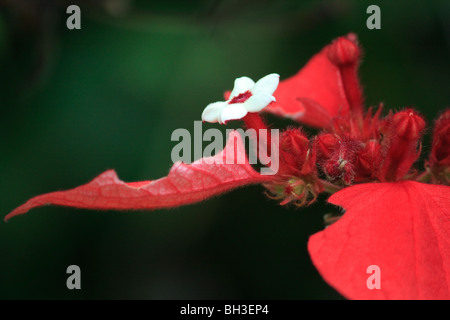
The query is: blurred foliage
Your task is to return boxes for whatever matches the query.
[0,0,449,299]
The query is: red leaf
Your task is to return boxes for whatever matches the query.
[308,181,450,299]
[5,132,272,221]
[265,43,351,128]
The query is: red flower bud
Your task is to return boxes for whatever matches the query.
[278,128,312,176]
[428,109,450,184]
[354,140,381,181]
[392,109,426,141]
[326,34,364,120]
[430,109,450,166]
[266,129,322,206]
[327,35,360,66]
[321,139,361,185]
[331,116,361,139]
[379,109,426,181]
[315,133,339,160]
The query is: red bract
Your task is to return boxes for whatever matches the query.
[4,132,271,221]
[264,34,362,128]
[308,181,450,300]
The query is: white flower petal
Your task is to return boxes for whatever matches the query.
[251,73,280,96]
[202,101,227,123]
[229,76,255,99]
[219,104,248,124]
[244,92,276,112]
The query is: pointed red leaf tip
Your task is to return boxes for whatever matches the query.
[5,132,272,221]
[263,33,361,128]
[308,182,450,300]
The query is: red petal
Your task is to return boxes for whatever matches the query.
[5,132,272,221]
[308,182,450,299]
[265,43,351,128]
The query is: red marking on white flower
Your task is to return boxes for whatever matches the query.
[202,74,279,124]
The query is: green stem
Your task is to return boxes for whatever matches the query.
[320,180,343,194]
[415,170,432,183]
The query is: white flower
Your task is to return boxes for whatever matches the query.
[202,73,280,124]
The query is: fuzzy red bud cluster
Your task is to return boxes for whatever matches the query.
[264,34,448,206]
[275,108,431,188]
[266,129,322,206]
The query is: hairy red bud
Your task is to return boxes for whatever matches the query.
[354,140,381,181]
[321,139,361,185]
[326,34,364,120]
[327,36,360,66]
[278,129,312,176]
[428,109,450,184]
[379,109,426,181]
[267,129,322,206]
[392,109,426,141]
[430,109,450,166]
[315,133,339,160]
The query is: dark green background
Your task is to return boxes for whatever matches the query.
[0,0,448,299]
